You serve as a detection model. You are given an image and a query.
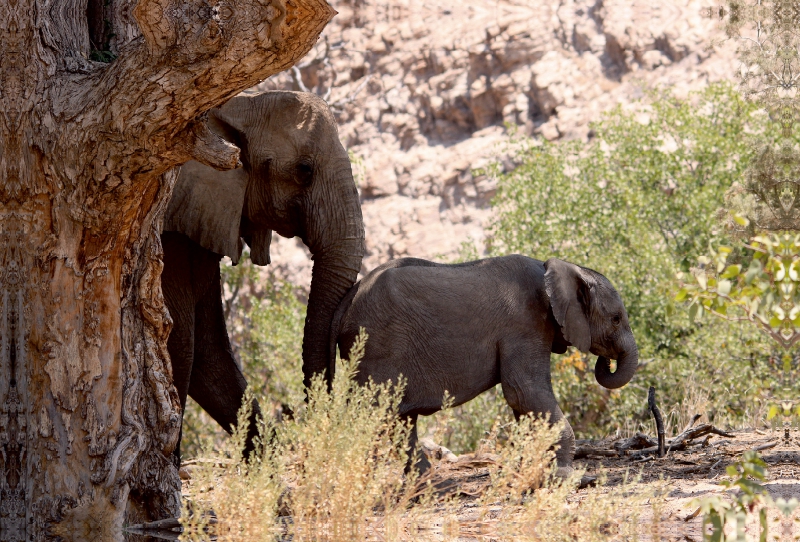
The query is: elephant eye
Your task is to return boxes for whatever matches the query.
[612,314,621,326]
[295,160,314,186]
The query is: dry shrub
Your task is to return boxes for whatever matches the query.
[482,414,564,505]
[401,415,660,542]
[280,329,417,538]
[180,395,282,541]
[181,329,419,541]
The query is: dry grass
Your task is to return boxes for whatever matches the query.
[181,330,421,541]
[180,331,668,542]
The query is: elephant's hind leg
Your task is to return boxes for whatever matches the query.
[403,413,431,476]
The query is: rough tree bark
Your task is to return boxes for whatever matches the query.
[0,0,333,538]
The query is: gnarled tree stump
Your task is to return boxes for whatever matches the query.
[0,0,333,538]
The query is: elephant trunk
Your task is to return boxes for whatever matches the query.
[302,162,365,392]
[594,341,638,390]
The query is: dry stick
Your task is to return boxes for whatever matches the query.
[124,517,186,541]
[681,413,702,434]
[648,386,666,458]
[684,507,702,522]
[574,446,619,459]
[752,441,779,452]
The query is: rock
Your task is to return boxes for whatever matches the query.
[248,0,739,286]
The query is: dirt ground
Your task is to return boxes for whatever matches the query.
[411,427,800,541]
[574,427,800,540]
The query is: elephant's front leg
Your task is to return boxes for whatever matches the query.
[509,402,576,478]
[161,233,201,466]
[499,344,576,478]
[189,264,261,458]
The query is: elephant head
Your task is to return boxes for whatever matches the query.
[543,258,639,389]
[165,91,366,388]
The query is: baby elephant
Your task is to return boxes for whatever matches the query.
[330,255,638,477]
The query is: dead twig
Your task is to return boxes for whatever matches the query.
[124,517,189,541]
[648,387,666,458]
[628,423,735,458]
[710,427,736,438]
[684,506,702,522]
[613,433,658,453]
[330,74,374,111]
[752,441,778,452]
[669,424,734,451]
[291,65,311,93]
[681,413,702,434]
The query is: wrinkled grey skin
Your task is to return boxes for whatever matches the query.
[161,91,365,464]
[330,255,638,476]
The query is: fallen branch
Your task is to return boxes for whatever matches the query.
[613,433,658,453]
[681,414,702,434]
[684,506,702,522]
[628,424,735,457]
[574,446,619,459]
[124,517,190,541]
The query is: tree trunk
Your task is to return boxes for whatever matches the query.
[0,0,333,538]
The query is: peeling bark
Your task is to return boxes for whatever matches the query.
[0,0,333,537]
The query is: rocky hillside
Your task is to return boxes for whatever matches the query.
[251,0,739,286]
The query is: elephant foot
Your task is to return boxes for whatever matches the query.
[554,466,596,489]
[554,465,574,480]
[413,448,432,476]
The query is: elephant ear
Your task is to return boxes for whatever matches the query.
[164,160,248,265]
[544,258,595,353]
[243,229,272,266]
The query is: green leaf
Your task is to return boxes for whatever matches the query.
[720,264,742,279]
[689,302,699,323]
[775,497,800,516]
[733,214,750,226]
[767,404,780,420]
[737,479,766,495]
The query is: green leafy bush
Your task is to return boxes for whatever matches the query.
[692,451,799,542]
[488,83,782,437]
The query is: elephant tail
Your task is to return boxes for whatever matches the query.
[328,279,362,382]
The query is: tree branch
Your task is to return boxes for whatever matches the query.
[170,116,241,170]
[71,0,335,172]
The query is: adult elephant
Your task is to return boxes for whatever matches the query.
[161,91,365,463]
